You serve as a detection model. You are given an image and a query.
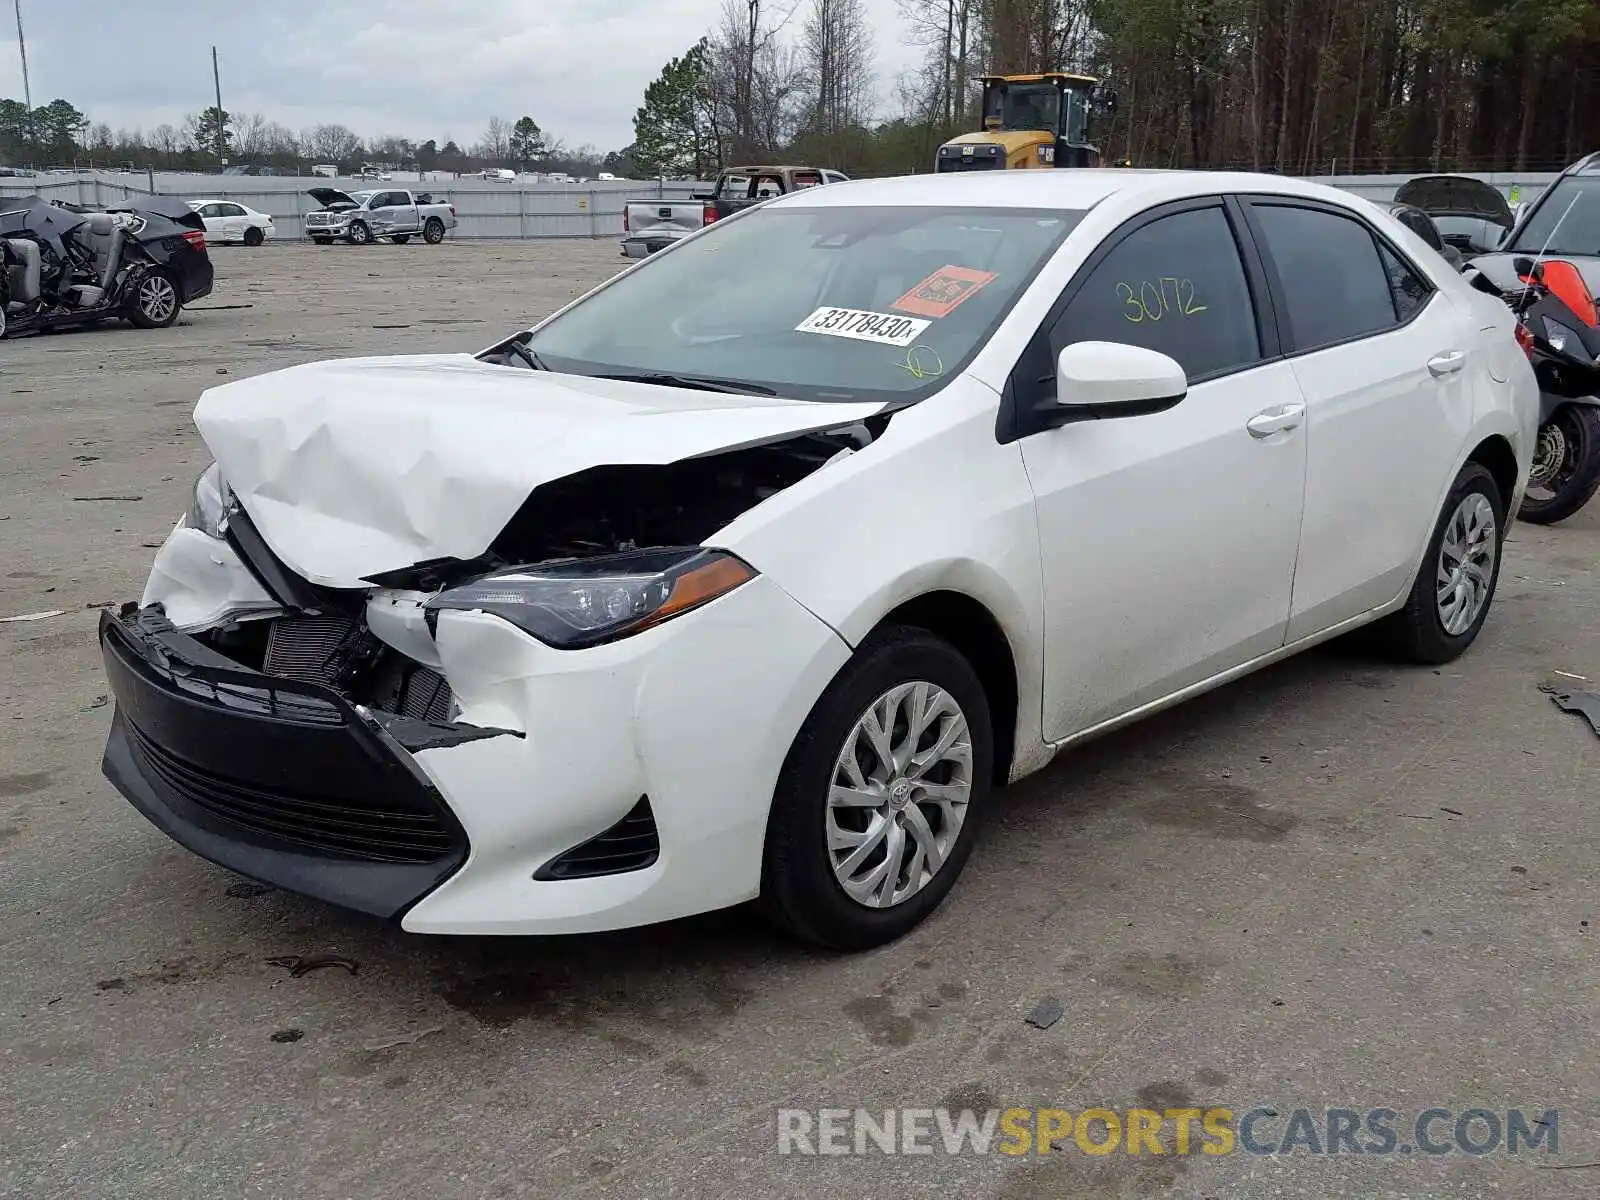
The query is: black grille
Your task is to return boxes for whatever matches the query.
[535,796,660,880]
[125,721,456,864]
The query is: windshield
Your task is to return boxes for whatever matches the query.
[995,84,1060,132]
[351,190,379,205]
[1508,178,1600,256]
[523,204,1082,402]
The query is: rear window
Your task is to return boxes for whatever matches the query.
[524,204,1082,403]
[717,175,753,199]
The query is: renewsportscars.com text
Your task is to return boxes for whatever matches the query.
[776,1106,1560,1157]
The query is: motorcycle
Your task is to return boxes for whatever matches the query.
[0,194,214,339]
[1464,254,1600,524]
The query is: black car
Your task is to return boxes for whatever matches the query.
[1,193,213,338]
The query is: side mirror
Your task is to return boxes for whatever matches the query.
[1042,342,1187,425]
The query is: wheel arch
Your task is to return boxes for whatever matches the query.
[1466,433,1519,511]
[863,590,1020,787]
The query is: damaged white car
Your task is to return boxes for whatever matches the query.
[100,170,1536,949]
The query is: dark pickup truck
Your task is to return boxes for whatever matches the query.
[620,164,849,258]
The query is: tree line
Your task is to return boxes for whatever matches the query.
[0,101,627,179]
[625,0,1599,178]
[5,0,1597,182]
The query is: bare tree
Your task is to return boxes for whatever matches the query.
[233,112,271,158]
[477,116,511,162]
[306,123,363,162]
[800,0,875,137]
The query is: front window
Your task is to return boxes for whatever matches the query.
[1508,177,1600,256]
[992,83,1061,133]
[523,204,1083,403]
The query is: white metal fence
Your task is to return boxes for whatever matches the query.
[0,170,1559,242]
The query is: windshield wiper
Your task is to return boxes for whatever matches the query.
[593,371,778,396]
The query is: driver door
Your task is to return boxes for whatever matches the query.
[1011,199,1309,740]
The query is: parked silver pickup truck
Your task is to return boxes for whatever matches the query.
[620,197,709,259]
[303,187,458,246]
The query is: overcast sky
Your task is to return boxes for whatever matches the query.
[0,0,923,152]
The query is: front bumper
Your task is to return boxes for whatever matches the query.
[304,221,350,238]
[98,606,473,918]
[101,555,854,934]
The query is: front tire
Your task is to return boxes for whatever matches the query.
[243,226,264,247]
[1378,462,1505,664]
[346,221,373,246]
[1517,406,1600,525]
[422,218,445,244]
[761,627,993,950]
[127,269,180,329]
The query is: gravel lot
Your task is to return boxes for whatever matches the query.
[3,241,1599,1199]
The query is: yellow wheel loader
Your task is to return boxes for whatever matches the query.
[935,73,1119,172]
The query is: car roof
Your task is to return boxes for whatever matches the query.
[770,168,1368,214]
[1565,151,1600,175]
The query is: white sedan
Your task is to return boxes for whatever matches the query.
[188,200,274,246]
[101,169,1536,950]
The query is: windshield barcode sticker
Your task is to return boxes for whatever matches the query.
[795,307,932,347]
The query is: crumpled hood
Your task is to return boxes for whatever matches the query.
[193,353,885,588]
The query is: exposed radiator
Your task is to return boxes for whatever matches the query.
[262,615,457,722]
[399,667,456,723]
[263,615,357,684]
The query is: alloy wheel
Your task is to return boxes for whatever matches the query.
[138,276,176,324]
[826,681,973,909]
[1435,492,1497,636]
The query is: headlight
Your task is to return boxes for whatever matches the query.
[186,461,233,538]
[1543,317,1580,355]
[425,548,757,649]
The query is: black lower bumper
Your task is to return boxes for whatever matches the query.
[98,607,470,919]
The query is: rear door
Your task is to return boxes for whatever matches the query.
[1241,197,1476,640]
[219,203,249,240]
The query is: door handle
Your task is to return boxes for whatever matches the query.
[1427,350,1466,377]
[1246,402,1306,438]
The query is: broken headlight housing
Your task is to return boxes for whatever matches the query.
[425,548,757,649]
[186,461,233,539]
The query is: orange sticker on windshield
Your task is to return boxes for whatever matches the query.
[891,266,998,318]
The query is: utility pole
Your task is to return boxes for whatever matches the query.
[13,0,32,155]
[211,45,224,164]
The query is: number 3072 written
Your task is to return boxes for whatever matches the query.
[1117,278,1207,322]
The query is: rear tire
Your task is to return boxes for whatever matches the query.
[1376,462,1505,664]
[346,221,373,246]
[390,234,411,244]
[127,269,180,329]
[243,226,264,247]
[1517,406,1600,525]
[423,218,445,244]
[761,626,993,950]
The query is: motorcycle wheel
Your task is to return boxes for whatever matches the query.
[1518,405,1600,525]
